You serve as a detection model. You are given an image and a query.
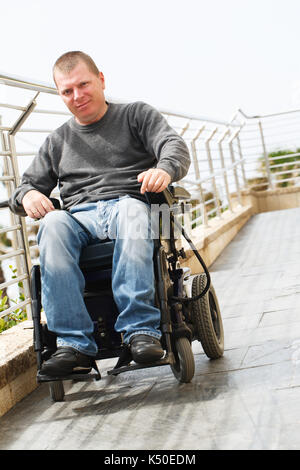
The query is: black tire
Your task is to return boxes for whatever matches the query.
[49,381,65,402]
[191,274,224,359]
[170,336,195,383]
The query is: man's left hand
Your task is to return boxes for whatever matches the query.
[137,168,171,194]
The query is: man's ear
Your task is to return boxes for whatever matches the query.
[99,72,106,90]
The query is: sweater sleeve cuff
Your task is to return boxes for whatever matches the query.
[155,164,176,182]
[9,185,36,217]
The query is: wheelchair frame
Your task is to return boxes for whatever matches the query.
[1,187,225,401]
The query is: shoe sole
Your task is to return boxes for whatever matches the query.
[40,364,93,377]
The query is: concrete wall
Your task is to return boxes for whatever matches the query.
[0,321,37,417]
[181,204,253,274]
[240,185,300,214]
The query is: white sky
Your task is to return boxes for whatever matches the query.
[2,0,300,121]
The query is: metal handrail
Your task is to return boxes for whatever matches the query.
[0,71,58,95]
[0,72,239,126]
[238,107,300,120]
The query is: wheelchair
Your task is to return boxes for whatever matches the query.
[2,187,224,402]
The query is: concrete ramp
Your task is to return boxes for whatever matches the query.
[1,208,300,450]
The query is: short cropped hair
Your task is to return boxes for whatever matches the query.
[53,51,100,81]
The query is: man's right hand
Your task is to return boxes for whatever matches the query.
[22,190,55,219]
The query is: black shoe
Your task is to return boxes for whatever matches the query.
[130,335,164,364]
[40,346,94,377]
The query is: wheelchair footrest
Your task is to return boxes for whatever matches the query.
[37,361,101,383]
[107,356,172,376]
[37,370,101,383]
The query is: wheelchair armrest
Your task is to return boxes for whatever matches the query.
[145,185,191,206]
[170,186,191,201]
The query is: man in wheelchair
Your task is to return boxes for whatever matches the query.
[9,51,191,377]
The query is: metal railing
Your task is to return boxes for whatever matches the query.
[1,71,300,321]
[233,108,300,190]
[171,107,300,224]
[165,115,247,225]
[0,74,69,321]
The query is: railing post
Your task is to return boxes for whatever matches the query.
[190,126,205,180]
[0,116,13,200]
[0,117,22,277]
[218,128,233,212]
[228,131,242,207]
[3,94,40,321]
[258,120,274,189]
[7,133,32,319]
[190,127,209,227]
[179,120,190,137]
[205,127,221,218]
[236,131,247,187]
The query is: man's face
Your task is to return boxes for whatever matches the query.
[54,61,107,125]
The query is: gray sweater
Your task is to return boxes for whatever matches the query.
[10,101,190,216]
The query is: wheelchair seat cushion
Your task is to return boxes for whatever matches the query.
[79,240,114,270]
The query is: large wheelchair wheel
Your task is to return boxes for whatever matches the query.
[191,274,224,359]
[49,381,65,402]
[170,337,195,383]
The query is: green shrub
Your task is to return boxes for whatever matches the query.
[0,266,27,333]
[258,148,300,188]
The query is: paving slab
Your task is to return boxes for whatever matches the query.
[0,207,300,450]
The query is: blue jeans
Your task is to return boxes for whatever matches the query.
[37,196,162,356]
